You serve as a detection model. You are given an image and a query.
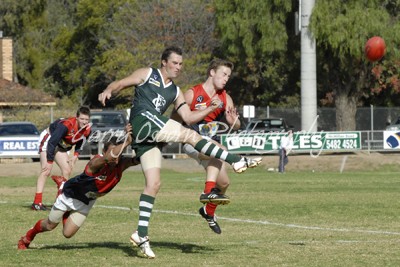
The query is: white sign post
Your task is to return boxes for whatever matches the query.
[243,105,255,123]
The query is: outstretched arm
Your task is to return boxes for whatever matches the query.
[88,124,133,173]
[98,68,151,106]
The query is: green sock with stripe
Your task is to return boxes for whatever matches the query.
[137,194,155,237]
[194,139,241,164]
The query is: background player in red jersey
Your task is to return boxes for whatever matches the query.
[19,124,137,249]
[32,106,91,211]
[181,59,241,234]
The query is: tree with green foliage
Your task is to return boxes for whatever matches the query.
[214,0,300,108]
[2,0,399,128]
[87,0,218,109]
[0,0,81,100]
[310,0,400,130]
[47,0,126,104]
[0,0,218,109]
[0,0,48,89]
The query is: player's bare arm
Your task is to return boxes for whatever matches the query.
[225,94,240,130]
[88,124,133,172]
[120,156,140,172]
[99,68,150,106]
[169,88,194,123]
[183,88,194,106]
[176,88,223,124]
[175,91,221,125]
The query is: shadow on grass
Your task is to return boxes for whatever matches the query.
[41,241,214,256]
[23,204,53,210]
[152,241,215,253]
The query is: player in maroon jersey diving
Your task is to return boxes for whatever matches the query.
[19,124,137,249]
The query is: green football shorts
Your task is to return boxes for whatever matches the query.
[130,111,169,158]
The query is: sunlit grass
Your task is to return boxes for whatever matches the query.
[1,166,400,266]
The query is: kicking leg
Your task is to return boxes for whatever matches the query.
[156,120,262,173]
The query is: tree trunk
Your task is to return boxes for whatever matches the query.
[335,92,357,131]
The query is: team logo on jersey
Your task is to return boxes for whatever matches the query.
[149,77,160,87]
[152,94,166,112]
[196,95,204,102]
[194,103,207,110]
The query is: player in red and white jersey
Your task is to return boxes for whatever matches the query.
[18,124,137,250]
[32,106,92,211]
[182,59,244,234]
[189,83,227,123]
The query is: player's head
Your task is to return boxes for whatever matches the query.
[76,106,91,117]
[76,106,91,128]
[103,136,119,151]
[160,46,183,79]
[207,59,234,77]
[161,46,182,62]
[207,59,234,90]
[103,136,124,164]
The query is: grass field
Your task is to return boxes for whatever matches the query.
[2,165,400,266]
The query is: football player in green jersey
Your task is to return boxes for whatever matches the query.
[98,46,262,258]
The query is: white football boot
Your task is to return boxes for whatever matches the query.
[232,157,262,173]
[130,231,155,259]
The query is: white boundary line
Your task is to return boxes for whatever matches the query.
[340,155,348,173]
[94,204,400,236]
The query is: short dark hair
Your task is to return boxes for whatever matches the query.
[103,136,119,152]
[207,59,234,77]
[76,106,91,117]
[161,46,183,63]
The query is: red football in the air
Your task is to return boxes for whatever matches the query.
[364,36,386,62]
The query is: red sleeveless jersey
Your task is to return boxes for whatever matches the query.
[189,84,227,122]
